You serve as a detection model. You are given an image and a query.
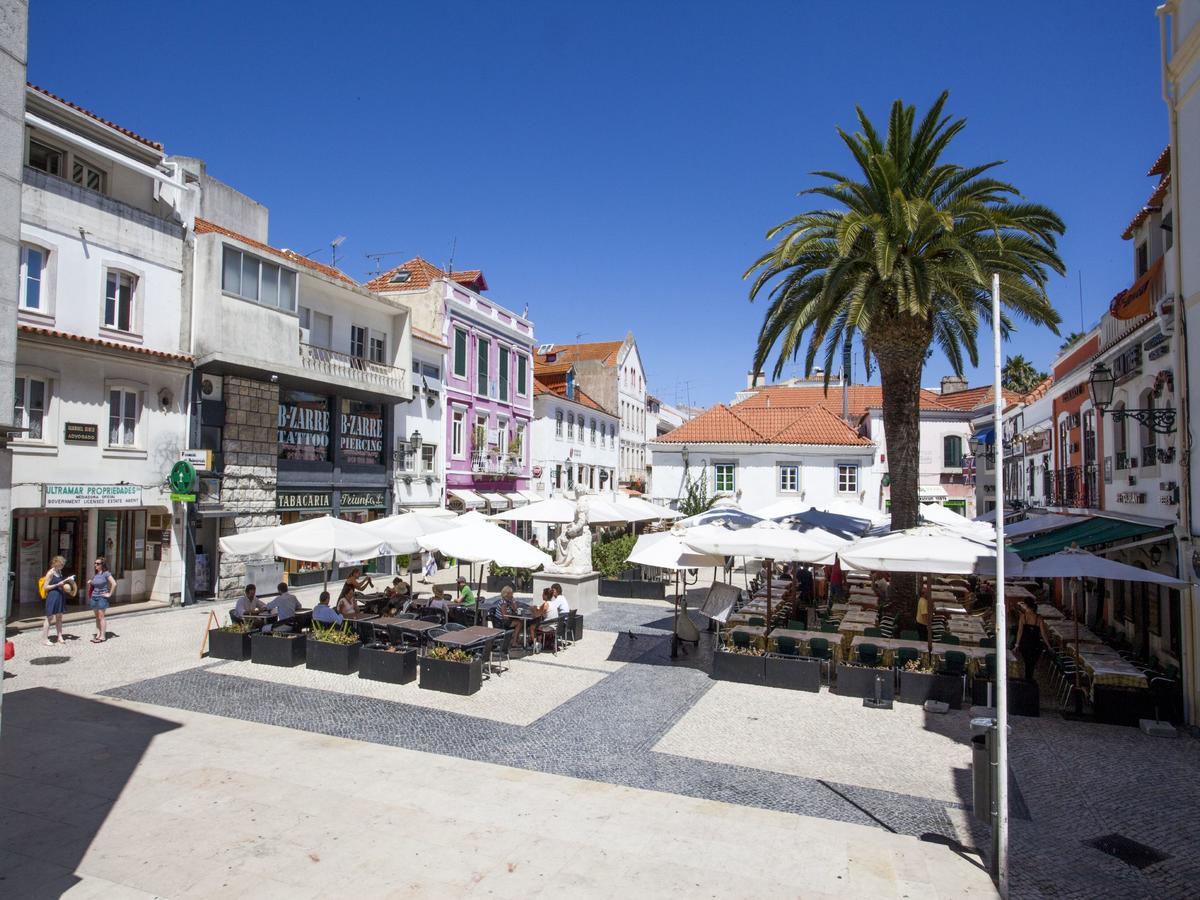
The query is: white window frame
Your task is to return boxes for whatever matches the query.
[106,383,144,450]
[420,443,437,474]
[516,422,526,463]
[350,324,367,359]
[451,407,466,459]
[19,244,51,314]
[221,245,298,312]
[13,373,50,444]
[778,463,799,493]
[837,463,859,494]
[555,409,563,439]
[102,268,139,334]
[27,137,64,177]
[713,463,736,494]
[369,329,388,364]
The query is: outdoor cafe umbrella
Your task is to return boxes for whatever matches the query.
[218,515,392,591]
[676,507,764,529]
[613,495,682,520]
[628,529,725,656]
[489,495,634,525]
[1021,546,1187,709]
[362,511,461,591]
[919,502,996,538]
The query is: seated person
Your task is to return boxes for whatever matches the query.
[337,568,374,616]
[267,581,303,623]
[486,585,518,627]
[233,584,268,623]
[528,588,553,646]
[312,591,344,625]
[547,588,571,621]
[454,576,477,608]
[384,577,411,615]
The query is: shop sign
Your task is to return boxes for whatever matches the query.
[46,483,141,508]
[1024,431,1051,454]
[277,490,333,512]
[340,400,384,465]
[181,449,212,471]
[1117,491,1146,504]
[341,490,386,510]
[63,422,98,444]
[278,391,331,462]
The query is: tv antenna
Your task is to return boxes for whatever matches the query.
[575,331,590,343]
[330,235,347,271]
[446,236,457,275]
[365,250,405,278]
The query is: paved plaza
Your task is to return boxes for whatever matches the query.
[2,597,1198,898]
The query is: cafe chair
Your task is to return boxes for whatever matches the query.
[385,624,418,651]
[488,629,515,676]
[863,627,883,638]
[774,636,800,658]
[857,643,881,667]
[354,620,377,645]
[444,622,466,632]
[748,616,766,627]
[899,629,919,642]
[566,611,581,643]
[731,631,753,651]
[938,650,969,702]
[806,637,832,682]
[940,634,961,645]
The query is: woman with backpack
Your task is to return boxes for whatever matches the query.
[88,557,116,643]
[41,555,72,646]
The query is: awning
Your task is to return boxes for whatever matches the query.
[481,492,510,510]
[1011,516,1167,560]
[517,490,545,503]
[504,492,528,507]
[1003,513,1079,540]
[447,489,485,509]
[971,428,994,445]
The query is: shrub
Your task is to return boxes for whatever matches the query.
[217,622,253,634]
[591,532,637,579]
[309,623,360,645]
[427,644,472,663]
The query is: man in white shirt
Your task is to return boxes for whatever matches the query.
[233,584,268,622]
[267,581,303,623]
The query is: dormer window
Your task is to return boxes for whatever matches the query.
[389,270,411,284]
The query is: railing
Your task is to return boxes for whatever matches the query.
[1046,465,1100,509]
[471,452,524,476]
[299,343,406,390]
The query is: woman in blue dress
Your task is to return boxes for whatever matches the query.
[89,556,116,643]
[41,555,72,646]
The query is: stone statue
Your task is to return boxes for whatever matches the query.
[549,495,594,574]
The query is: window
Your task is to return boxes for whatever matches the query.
[555,409,563,438]
[590,418,597,444]
[568,413,575,440]
[350,325,367,358]
[451,408,465,458]
[498,418,510,457]
[1136,242,1149,277]
[516,423,526,461]
[104,271,136,332]
[13,376,46,441]
[1140,389,1157,465]
[943,435,963,468]
[369,331,387,364]
[421,444,436,473]
[1163,211,1174,252]
[299,307,332,348]
[108,389,139,447]
[221,246,297,311]
[19,245,46,311]
[609,424,615,446]
[28,139,63,176]
[714,463,735,493]
[72,156,105,193]
[420,361,441,380]
[566,370,576,401]
[498,346,510,401]
[517,355,528,395]
[453,329,468,378]
[778,464,799,492]
[477,338,490,396]
[837,464,859,494]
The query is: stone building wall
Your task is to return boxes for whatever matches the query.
[217,376,280,597]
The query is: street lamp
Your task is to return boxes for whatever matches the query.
[968,433,995,462]
[410,429,422,451]
[1087,362,1176,434]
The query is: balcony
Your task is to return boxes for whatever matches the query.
[300,343,406,391]
[471,451,523,479]
[1046,465,1100,509]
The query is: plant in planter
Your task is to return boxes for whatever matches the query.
[306,623,362,675]
[208,621,253,660]
[897,659,962,709]
[359,642,418,684]
[763,652,822,692]
[711,643,766,684]
[420,643,483,695]
[250,630,307,667]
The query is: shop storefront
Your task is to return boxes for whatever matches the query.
[275,488,390,584]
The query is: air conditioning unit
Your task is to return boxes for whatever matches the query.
[299,326,311,345]
[199,375,222,401]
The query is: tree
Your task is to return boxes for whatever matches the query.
[1002,354,1048,394]
[746,92,1064,614]
[677,464,715,518]
[1058,331,1085,353]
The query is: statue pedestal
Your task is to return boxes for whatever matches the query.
[533,571,601,615]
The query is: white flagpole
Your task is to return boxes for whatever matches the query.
[992,272,1009,896]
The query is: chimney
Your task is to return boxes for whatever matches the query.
[940,374,969,395]
[747,370,765,389]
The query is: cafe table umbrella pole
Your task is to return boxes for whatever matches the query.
[671,570,680,658]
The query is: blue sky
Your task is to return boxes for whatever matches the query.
[30,1,1168,407]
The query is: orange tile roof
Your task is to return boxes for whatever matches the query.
[933,384,1019,411]
[364,258,487,293]
[193,218,356,285]
[19,324,192,363]
[533,375,608,414]
[1021,376,1053,404]
[27,83,164,152]
[534,360,574,378]
[736,384,954,415]
[1148,146,1170,178]
[412,327,447,348]
[535,341,624,368]
[1123,172,1171,240]
[655,403,872,446]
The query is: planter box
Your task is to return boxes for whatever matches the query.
[600,579,666,600]
[485,575,531,593]
[306,638,361,675]
[971,678,1040,717]
[899,671,962,709]
[208,629,251,661]
[834,663,894,700]
[359,646,417,685]
[711,650,765,685]
[250,633,307,667]
[572,615,583,642]
[764,655,821,692]
[420,655,483,695]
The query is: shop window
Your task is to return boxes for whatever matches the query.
[14,376,47,441]
[108,388,140,447]
[103,270,137,333]
[278,390,331,462]
[339,399,385,465]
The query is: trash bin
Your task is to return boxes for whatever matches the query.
[972,732,992,824]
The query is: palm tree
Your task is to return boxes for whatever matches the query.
[746,93,1064,612]
[1002,354,1049,394]
[1058,331,1085,353]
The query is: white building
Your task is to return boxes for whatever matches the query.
[648,402,877,513]
[530,361,619,497]
[394,328,446,512]
[11,85,196,616]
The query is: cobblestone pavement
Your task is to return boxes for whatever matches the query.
[6,597,1200,897]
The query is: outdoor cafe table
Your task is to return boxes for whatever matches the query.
[432,625,496,649]
[849,635,1018,676]
[729,625,842,662]
[1073,646,1149,691]
[391,618,443,635]
[1046,619,1104,645]
[342,611,379,622]
[1005,585,1035,601]
[1037,603,1065,620]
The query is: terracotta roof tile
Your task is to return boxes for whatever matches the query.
[364,258,487,293]
[412,327,447,348]
[1148,146,1170,178]
[27,83,164,152]
[533,376,608,413]
[934,385,1019,411]
[19,324,192,363]
[736,384,954,415]
[1123,172,1171,240]
[193,218,356,285]
[1021,376,1053,404]
[535,341,624,368]
[655,403,871,446]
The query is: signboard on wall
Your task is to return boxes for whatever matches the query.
[182,449,212,471]
[278,391,331,462]
[340,400,384,465]
[63,422,98,444]
[277,490,333,512]
[341,490,386,510]
[45,484,141,508]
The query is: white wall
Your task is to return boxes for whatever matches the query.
[617,341,647,481]
[395,337,446,509]
[531,394,618,496]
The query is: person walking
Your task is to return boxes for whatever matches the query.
[88,557,116,643]
[1013,597,1047,682]
[421,548,438,579]
[41,555,72,646]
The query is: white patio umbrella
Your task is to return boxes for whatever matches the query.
[627,529,725,656]
[490,496,634,525]
[613,495,682,520]
[919,502,996,538]
[418,521,553,569]
[676,507,764,529]
[751,498,811,520]
[779,505,880,539]
[362,511,459,554]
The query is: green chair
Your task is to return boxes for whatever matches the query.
[732,631,752,651]
[748,616,766,627]
[895,647,921,669]
[940,634,961,645]
[807,637,832,682]
[775,636,799,657]
[899,629,920,641]
[787,619,806,631]
[983,652,998,681]
[863,627,883,637]
[857,643,881,667]
[821,623,840,633]
[938,650,967,677]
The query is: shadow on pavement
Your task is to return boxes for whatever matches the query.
[0,687,182,898]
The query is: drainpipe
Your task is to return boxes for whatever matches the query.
[1159,2,1198,725]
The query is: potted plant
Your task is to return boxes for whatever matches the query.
[306,623,362,675]
[763,651,822,692]
[711,643,765,685]
[359,641,418,684]
[208,621,253,660]
[250,629,307,667]
[898,659,962,709]
[419,644,483,695]
[834,661,895,701]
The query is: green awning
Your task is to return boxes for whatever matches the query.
[1011,516,1165,560]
